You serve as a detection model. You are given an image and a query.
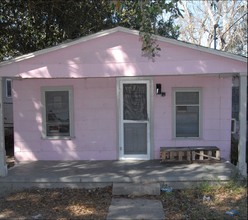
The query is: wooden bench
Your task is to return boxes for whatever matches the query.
[160,146,220,163]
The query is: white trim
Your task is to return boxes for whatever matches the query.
[0,26,246,68]
[173,88,202,139]
[41,86,74,139]
[117,77,152,160]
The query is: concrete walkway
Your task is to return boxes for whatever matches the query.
[107,198,165,220]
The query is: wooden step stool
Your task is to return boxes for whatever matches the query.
[160,147,191,162]
[191,146,220,162]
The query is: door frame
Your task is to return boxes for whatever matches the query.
[117,77,153,160]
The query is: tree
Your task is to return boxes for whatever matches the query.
[112,0,182,58]
[176,0,247,56]
[0,0,114,60]
[0,0,182,61]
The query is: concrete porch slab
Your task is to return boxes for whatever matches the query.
[0,160,240,196]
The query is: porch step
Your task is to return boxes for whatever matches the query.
[113,182,160,196]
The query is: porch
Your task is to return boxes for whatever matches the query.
[0,160,240,196]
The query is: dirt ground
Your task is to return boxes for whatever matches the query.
[0,183,247,220]
[0,187,112,220]
[161,183,247,220]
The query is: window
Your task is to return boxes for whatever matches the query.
[231,118,236,134]
[174,89,201,138]
[42,87,74,138]
[6,79,12,98]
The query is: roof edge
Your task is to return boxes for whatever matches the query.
[155,35,247,63]
[113,27,247,63]
[0,26,247,67]
[0,27,122,67]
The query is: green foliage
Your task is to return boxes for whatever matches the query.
[112,0,181,58]
[0,0,114,60]
[0,0,182,61]
[197,181,216,195]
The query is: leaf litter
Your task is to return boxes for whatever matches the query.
[0,183,247,220]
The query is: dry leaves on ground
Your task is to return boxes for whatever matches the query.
[161,183,247,220]
[0,186,112,220]
[0,182,247,220]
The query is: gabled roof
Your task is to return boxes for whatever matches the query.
[0,26,247,67]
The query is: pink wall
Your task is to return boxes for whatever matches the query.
[1,31,247,79]
[13,75,232,161]
[13,78,117,161]
[153,75,232,160]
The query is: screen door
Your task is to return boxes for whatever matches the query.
[119,80,150,160]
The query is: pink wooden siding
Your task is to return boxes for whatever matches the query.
[153,75,232,160]
[1,32,246,79]
[13,75,232,161]
[13,78,117,161]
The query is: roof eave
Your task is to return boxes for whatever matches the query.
[0,26,247,67]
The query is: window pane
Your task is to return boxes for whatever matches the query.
[6,80,12,97]
[176,92,199,105]
[176,106,199,137]
[45,91,70,136]
[123,84,147,120]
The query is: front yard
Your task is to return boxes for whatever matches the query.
[0,179,246,219]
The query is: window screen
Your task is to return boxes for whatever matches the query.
[175,91,200,137]
[45,91,70,137]
[123,84,147,120]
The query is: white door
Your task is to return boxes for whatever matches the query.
[119,79,150,160]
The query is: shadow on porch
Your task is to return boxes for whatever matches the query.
[0,160,241,196]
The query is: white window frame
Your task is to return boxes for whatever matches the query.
[41,86,74,139]
[173,88,202,139]
[5,79,12,98]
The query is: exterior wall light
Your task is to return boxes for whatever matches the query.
[156,83,166,96]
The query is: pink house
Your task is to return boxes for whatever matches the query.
[0,27,247,176]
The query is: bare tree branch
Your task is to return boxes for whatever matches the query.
[177,0,247,56]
